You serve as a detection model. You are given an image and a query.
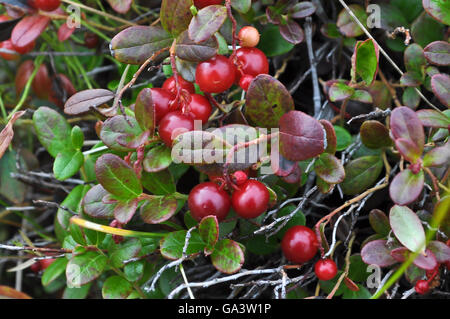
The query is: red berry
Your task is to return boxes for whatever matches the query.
[0,40,19,60]
[232,171,248,186]
[0,15,10,23]
[150,88,176,124]
[39,258,55,270]
[196,55,236,93]
[194,0,223,9]
[30,261,41,273]
[235,47,269,81]
[415,280,430,295]
[231,180,269,219]
[188,182,231,222]
[163,75,195,95]
[158,111,194,147]
[315,259,338,281]
[35,0,61,11]
[238,26,260,48]
[281,225,319,264]
[12,40,35,54]
[84,32,99,49]
[239,74,254,91]
[187,94,212,124]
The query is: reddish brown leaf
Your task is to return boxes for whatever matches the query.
[0,111,26,159]
[11,14,50,48]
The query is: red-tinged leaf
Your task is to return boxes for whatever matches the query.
[289,2,316,19]
[423,141,450,167]
[230,0,251,14]
[160,0,193,37]
[400,71,423,87]
[100,115,147,151]
[106,0,132,14]
[199,215,219,255]
[83,184,116,219]
[366,81,391,110]
[413,249,438,270]
[64,89,115,115]
[424,41,450,66]
[417,109,450,128]
[350,90,373,104]
[188,5,227,43]
[361,240,397,267]
[11,14,50,48]
[341,156,383,195]
[95,154,142,200]
[114,198,139,224]
[270,149,296,177]
[314,153,345,184]
[66,251,108,286]
[0,111,25,159]
[369,209,391,236]
[110,26,172,65]
[351,39,379,86]
[320,120,336,154]
[143,145,172,173]
[0,285,31,299]
[431,74,450,108]
[404,44,427,73]
[389,205,426,253]
[427,241,450,263]
[279,19,304,45]
[360,120,392,149]
[279,110,324,161]
[140,195,179,224]
[102,276,133,299]
[405,264,426,284]
[211,239,244,274]
[57,22,75,42]
[395,138,422,164]
[328,82,354,102]
[389,169,424,206]
[175,30,218,62]
[336,4,367,37]
[402,87,420,109]
[134,88,155,133]
[282,164,302,184]
[422,0,450,25]
[390,247,409,262]
[245,74,294,128]
[390,106,425,155]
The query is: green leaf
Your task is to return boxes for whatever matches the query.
[198,215,219,255]
[100,115,148,151]
[42,258,68,286]
[246,74,294,128]
[389,205,426,253]
[351,39,379,86]
[0,151,27,204]
[423,0,450,25]
[275,205,306,240]
[53,149,84,181]
[342,285,371,299]
[160,0,193,37]
[211,239,244,274]
[246,235,278,256]
[417,109,450,128]
[188,5,228,43]
[66,251,108,287]
[33,107,72,157]
[160,230,205,260]
[141,170,176,195]
[143,145,173,173]
[369,209,391,236]
[71,126,84,150]
[411,12,445,48]
[314,153,345,184]
[402,87,420,109]
[231,0,251,13]
[360,120,392,149]
[102,276,134,299]
[113,198,139,224]
[109,238,142,268]
[336,4,367,37]
[423,141,450,167]
[328,82,354,102]
[333,126,352,151]
[63,283,91,299]
[95,154,142,200]
[258,25,294,57]
[348,254,370,283]
[389,169,424,205]
[341,156,383,195]
[140,195,179,224]
[124,260,145,283]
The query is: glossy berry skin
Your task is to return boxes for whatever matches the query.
[194,0,223,9]
[151,88,176,124]
[315,259,338,281]
[415,280,430,295]
[231,180,269,219]
[163,75,195,95]
[30,262,41,273]
[35,0,61,11]
[238,26,260,48]
[281,225,319,264]
[188,182,231,222]
[187,94,212,124]
[232,171,248,186]
[235,47,269,81]
[239,74,254,91]
[158,111,194,147]
[196,55,236,93]
[0,40,19,60]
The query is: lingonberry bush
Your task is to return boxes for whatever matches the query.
[0,0,448,300]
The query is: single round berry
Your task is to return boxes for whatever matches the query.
[314,259,338,281]
[238,26,260,48]
[239,74,254,91]
[281,225,319,264]
[0,40,19,60]
[415,280,430,295]
[84,32,99,49]
[188,182,231,222]
[39,258,55,270]
[232,171,248,186]
[150,88,176,124]
[158,111,194,147]
[163,75,195,95]
[231,180,270,219]
[196,55,236,93]
[235,47,269,81]
[12,40,35,54]
[187,94,212,124]
[194,0,223,9]
[35,0,61,11]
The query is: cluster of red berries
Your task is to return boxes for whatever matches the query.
[188,171,270,222]
[30,258,55,273]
